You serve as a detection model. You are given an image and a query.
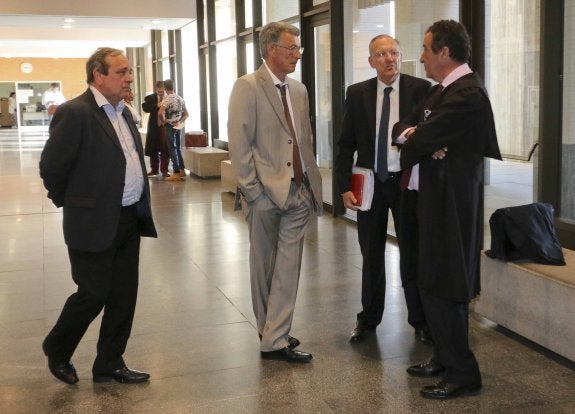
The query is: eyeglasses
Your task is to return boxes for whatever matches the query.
[372,50,401,59]
[275,43,304,55]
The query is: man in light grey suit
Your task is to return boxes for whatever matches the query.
[228,21,322,363]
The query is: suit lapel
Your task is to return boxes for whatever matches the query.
[398,75,414,119]
[257,65,292,137]
[362,78,378,140]
[83,90,123,151]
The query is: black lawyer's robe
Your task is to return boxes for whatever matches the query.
[394,73,501,302]
[142,92,163,157]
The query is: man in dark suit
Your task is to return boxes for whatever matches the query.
[394,20,501,399]
[40,47,157,385]
[335,35,431,343]
[142,80,170,177]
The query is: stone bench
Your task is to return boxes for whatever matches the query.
[182,147,229,178]
[474,249,575,361]
[221,160,237,193]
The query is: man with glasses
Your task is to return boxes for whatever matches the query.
[335,35,432,343]
[228,21,322,363]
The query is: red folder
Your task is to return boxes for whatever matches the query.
[350,166,374,211]
[351,173,364,206]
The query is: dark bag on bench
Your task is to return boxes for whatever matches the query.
[485,202,565,265]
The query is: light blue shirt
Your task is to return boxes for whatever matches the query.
[90,85,144,206]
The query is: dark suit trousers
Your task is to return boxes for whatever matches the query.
[356,174,401,327]
[420,291,481,386]
[43,205,141,374]
[150,127,170,174]
[397,189,427,330]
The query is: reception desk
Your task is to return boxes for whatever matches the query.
[22,111,49,126]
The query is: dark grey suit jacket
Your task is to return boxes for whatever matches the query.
[335,74,431,194]
[40,88,157,252]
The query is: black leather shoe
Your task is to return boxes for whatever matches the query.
[93,366,150,384]
[287,335,301,349]
[420,380,482,399]
[261,347,312,363]
[349,326,375,342]
[48,361,79,385]
[415,329,433,346]
[258,334,301,349]
[407,359,446,377]
[43,342,78,385]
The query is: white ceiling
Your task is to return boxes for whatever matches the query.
[0,14,195,58]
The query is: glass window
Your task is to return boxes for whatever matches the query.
[561,2,575,222]
[485,0,541,160]
[203,1,209,41]
[204,49,212,142]
[181,21,202,132]
[245,40,255,74]
[216,39,237,141]
[313,0,328,5]
[215,0,236,40]
[160,31,171,79]
[245,1,253,28]
[263,1,298,24]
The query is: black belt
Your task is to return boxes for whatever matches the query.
[387,171,401,179]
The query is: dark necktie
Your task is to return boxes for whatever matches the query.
[400,84,444,191]
[277,84,304,186]
[377,87,393,182]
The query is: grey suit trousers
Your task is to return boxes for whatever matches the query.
[243,181,312,351]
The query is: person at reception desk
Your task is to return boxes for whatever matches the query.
[8,92,17,128]
[42,82,67,122]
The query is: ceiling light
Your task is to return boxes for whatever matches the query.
[64,18,75,23]
[151,20,161,24]
[62,24,72,29]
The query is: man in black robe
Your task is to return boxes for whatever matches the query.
[393,20,501,399]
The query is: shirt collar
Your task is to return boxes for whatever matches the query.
[264,62,286,87]
[377,74,400,93]
[89,85,125,113]
[440,63,472,89]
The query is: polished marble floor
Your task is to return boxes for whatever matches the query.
[1,130,574,413]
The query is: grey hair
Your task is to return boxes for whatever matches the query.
[259,21,300,59]
[368,35,400,55]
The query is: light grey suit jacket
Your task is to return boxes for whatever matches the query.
[228,64,322,214]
